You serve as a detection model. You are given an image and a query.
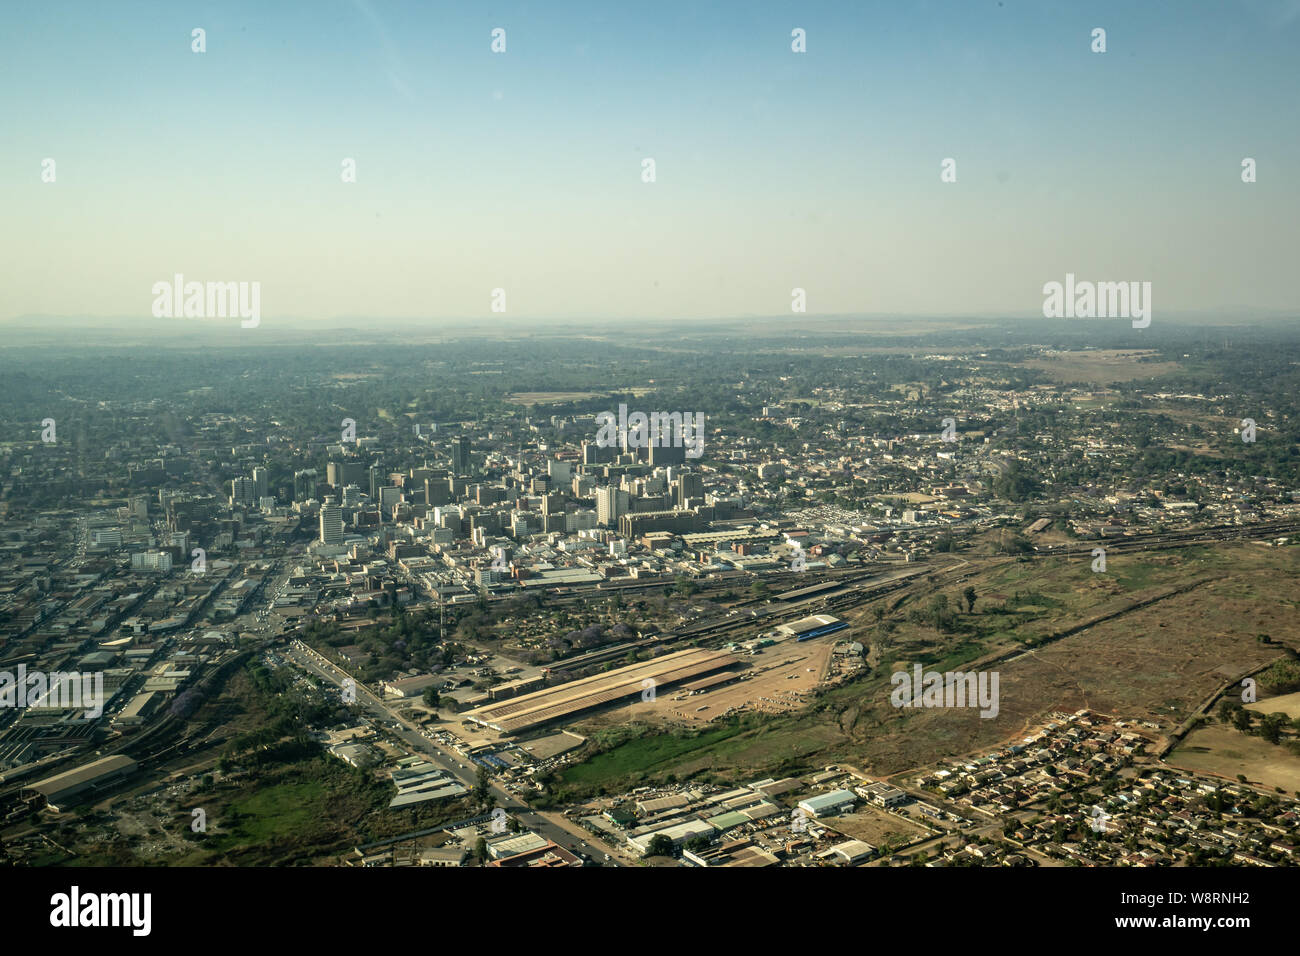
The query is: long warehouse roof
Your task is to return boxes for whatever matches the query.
[463,648,738,734]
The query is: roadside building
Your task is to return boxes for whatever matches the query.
[797,789,858,818]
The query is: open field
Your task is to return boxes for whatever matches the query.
[549,544,1300,796]
[1247,691,1300,720]
[826,806,932,848]
[505,391,605,405]
[1020,349,1182,383]
[1168,725,1300,794]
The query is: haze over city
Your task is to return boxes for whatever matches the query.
[2,0,1299,936]
[2,0,1298,322]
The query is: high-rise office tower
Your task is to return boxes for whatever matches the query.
[451,436,472,476]
[379,486,402,513]
[319,497,344,544]
[649,443,686,467]
[425,477,452,507]
[676,472,704,508]
[252,467,269,500]
[582,440,615,466]
[231,476,256,506]
[596,486,630,528]
[294,468,318,502]
[328,460,367,488]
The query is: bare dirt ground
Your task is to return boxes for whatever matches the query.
[1246,691,1300,720]
[823,806,932,847]
[1022,349,1181,383]
[610,640,836,726]
[505,391,605,405]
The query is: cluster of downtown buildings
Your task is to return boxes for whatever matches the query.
[2,348,1296,836]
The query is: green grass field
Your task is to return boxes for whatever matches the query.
[207,780,327,848]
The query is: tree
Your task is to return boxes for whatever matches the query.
[962,586,977,614]
[645,834,675,857]
[1218,699,1243,724]
[474,836,488,865]
[1260,713,1287,745]
[422,685,440,709]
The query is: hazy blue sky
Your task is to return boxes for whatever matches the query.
[2,0,1297,323]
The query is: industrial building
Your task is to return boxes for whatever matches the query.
[829,839,876,865]
[112,691,159,729]
[21,755,137,812]
[382,674,441,699]
[777,614,849,642]
[486,831,550,860]
[627,819,717,856]
[387,759,468,808]
[683,839,781,867]
[857,782,910,807]
[797,788,858,818]
[489,839,582,867]
[462,648,739,735]
[487,674,547,700]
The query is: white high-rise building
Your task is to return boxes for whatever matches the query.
[319,497,344,544]
[131,551,173,572]
[595,486,629,528]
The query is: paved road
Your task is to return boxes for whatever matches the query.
[283,643,619,865]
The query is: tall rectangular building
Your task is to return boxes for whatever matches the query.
[451,437,472,477]
[425,477,452,507]
[595,486,630,528]
[294,468,318,501]
[319,498,344,545]
[649,443,686,467]
[231,477,256,507]
[676,473,704,508]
